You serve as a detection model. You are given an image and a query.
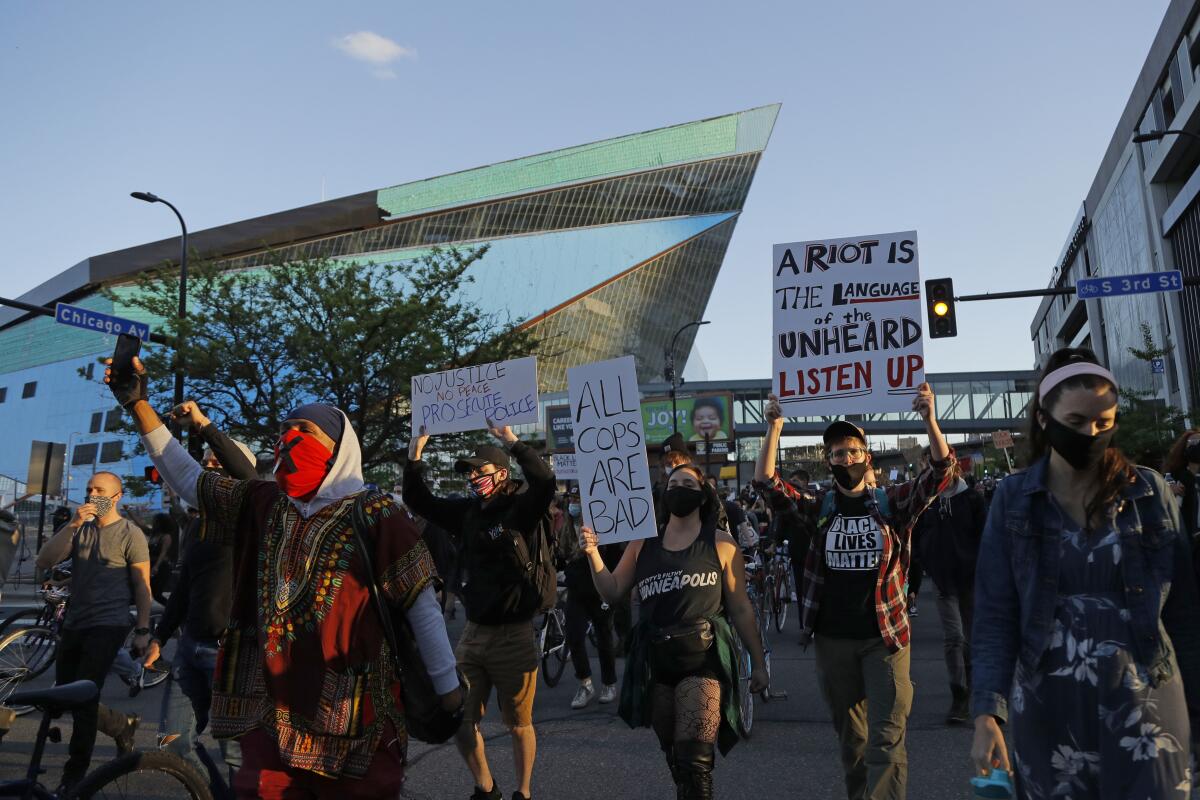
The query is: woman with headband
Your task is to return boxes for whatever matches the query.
[970,347,1200,798]
[578,462,768,799]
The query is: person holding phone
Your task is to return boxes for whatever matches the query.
[35,471,149,794]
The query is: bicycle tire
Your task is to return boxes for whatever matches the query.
[0,625,58,715]
[72,749,212,799]
[0,607,40,638]
[733,633,753,738]
[540,611,568,688]
[772,564,789,632]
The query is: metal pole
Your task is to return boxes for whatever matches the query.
[157,198,189,414]
[34,441,52,553]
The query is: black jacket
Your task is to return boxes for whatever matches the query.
[915,482,986,596]
[403,442,556,625]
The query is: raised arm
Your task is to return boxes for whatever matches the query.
[886,383,955,530]
[754,394,785,484]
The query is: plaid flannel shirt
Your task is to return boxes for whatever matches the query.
[761,452,956,652]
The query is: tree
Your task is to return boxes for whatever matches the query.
[101,246,539,474]
[1115,322,1188,467]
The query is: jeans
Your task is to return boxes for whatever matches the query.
[565,590,617,685]
[159,630,242,797]
[814,636,913,800]
[55,625,131,784]
[934,589,974,690]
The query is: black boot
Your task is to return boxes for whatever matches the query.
[673,740,714,800]
[946,684,970,724]
[661,743,680,788]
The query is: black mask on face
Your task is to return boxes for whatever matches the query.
[1042,413,1115,471]
[1186,442,1200,464]
[831,462,870,491]
[665,486,705,518]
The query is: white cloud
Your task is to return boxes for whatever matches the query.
[333,32,416,72]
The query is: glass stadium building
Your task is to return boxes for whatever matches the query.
[0,105,778,501]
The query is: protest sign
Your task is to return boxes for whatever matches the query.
[411,356,539,435]
[552,452,579,480]
[772,231,924,415]
[567,355,656,544]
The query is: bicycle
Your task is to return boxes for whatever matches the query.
[0,679,212,799]
[766,540,794,633]
[537,583,570,688]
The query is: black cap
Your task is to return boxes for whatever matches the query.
[822,420,868,446]
[661,433,690,454]
[454,444,511,474]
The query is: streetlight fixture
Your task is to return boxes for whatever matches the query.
[131,191,188,437]
[664,320,710,434]
[1132,128,1200,144]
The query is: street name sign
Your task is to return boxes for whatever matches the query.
[54,303,150,339]
[1076,270,1182,300]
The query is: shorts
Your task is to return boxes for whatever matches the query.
[650,644,721,687]
[455,621,539,727]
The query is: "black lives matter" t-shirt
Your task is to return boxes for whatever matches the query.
[814,493,883,639]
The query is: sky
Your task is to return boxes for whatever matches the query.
[0,0,1174,381]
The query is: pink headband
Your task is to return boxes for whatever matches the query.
[1038,363,1119,401]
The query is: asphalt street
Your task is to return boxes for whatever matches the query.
[0,584,984,799]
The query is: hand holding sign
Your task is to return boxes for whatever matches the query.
[911,382,934,421]
[578,525,599,555]
[408,424,430,461]
[765,394,784,426]
[486,418,519,446]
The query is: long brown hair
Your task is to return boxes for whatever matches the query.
[1164,429,1200,476]
[1028,347,1136,524]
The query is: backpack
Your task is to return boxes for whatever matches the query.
[510,508,559,614]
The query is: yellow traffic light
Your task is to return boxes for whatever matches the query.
[933,301,949,317]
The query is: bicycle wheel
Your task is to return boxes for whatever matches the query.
[0,626,58,715]
[73,749,212,799]
[540,611,569,688]
[0,607,40,638]
[765,574,779,632]
[733,633,753,738]
[773,565,789,632]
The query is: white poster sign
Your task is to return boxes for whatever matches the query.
[552,453,579,480]
[567,356,656,544]
[411,356,539,435]
[772,231,924,415]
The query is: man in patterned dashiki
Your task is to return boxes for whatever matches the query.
[107,357,462,798]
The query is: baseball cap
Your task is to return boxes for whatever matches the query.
[822,420,868,447]
[454,444,511,474]
[661,433,690,454]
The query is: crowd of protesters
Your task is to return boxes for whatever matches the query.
[2,341,1195,800]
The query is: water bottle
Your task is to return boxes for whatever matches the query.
[970,768,1014,798]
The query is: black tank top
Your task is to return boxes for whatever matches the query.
[634,520,724,628]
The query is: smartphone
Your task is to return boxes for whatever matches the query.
[110,333,142,381]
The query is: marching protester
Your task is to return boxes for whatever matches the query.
[404,422,556,800]
[1164,428,1200,536]
[557,489,620,709]
[107,358,463,798]
[580,461,769,800]
[146,511,178,602]
[35,471,148,794]
[761,467,818,641]
[143,400,257,798]
[0,509,18,599]
[912,446,986,725]
[971,348,1200,797]
[754,383,955,800]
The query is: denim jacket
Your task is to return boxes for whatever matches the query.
[971,456,1200,725]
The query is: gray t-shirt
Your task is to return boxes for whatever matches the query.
[64,517,150,630]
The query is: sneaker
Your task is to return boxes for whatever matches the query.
[907,596,919,617]
[470,783,502,800]
[598,683,618,704]
[571,680,595,709]
[946,685,970,725]
[115,713,139,756]
[512,794,531,800]
[790,590,798,602]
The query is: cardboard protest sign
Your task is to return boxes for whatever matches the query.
[772,231,924,415]
[567,356,656,544]
[411,356,539,435]
[552,453,579,480]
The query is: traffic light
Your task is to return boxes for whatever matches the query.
[144,465,161,485]
[924,277,957,338]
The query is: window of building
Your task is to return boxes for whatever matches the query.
[104,408,123,432]
[21,381,36,399]
[1190,14,1200,81]
[1161,74,1177,126]
[99,441,124,464]
[0,387,6,404]
[72,443,98,467]
[90,412,103,433]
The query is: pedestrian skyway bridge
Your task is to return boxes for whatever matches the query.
[637,370,1037,438]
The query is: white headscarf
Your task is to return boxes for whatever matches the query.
[286,408,366,519]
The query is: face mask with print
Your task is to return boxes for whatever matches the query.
[273,430,334,500]
[86,494,114,519]
[468,471,504,500]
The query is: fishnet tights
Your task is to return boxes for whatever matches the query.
[651,676,721,747]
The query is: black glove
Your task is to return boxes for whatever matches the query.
[108,365,148,409]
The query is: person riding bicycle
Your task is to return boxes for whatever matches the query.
[580,462,768,799]
[34,471,149,794]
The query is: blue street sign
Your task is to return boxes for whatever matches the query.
[1152,358,1165,374]
[1076,270,1183,299]
[54,303,150,339]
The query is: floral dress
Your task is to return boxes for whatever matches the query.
[1011,506,1192,799]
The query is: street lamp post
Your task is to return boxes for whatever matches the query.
[131,192,188,438]
[664,320,710,434]
[1132,128,1200,145]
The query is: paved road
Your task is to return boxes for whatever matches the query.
[0,590,981,799]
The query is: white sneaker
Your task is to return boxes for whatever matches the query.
[598,683,618,704]
[571,681,595,709]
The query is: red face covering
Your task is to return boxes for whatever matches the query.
[274,430,334,501]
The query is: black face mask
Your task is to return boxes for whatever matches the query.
[1186,442,1200,464]
[831,462,870,491]
[665,486,705,518]
[1042,413,1115,471]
